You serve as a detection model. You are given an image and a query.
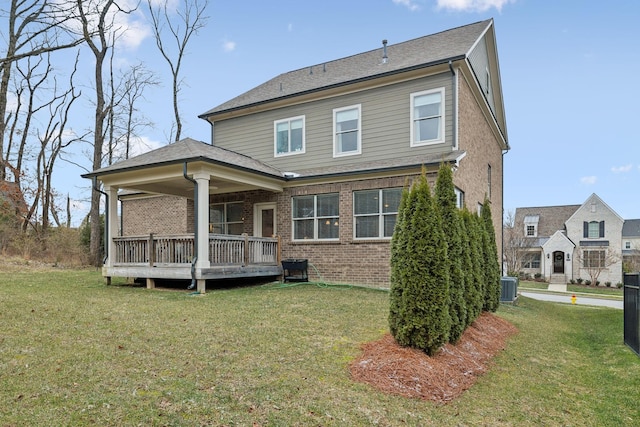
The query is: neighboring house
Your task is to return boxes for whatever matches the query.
[514,193,626,285]
[622,219,640,271]
[83,19,509,293]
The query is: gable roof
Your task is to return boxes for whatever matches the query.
[200,19,494,118]
[623,219,640,238]
[82,138,284,180]
[565,193,624,225]
[515,205,581,238]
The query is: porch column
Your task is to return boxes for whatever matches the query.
[193,172,211,293]
[104,184,119,269]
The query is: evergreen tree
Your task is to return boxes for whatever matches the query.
[435,164,466,343]
[389,184,410,338]
[389,174,450,356]
[461,208,483,324]
[481,198,501,312]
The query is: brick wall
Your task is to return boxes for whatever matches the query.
[122,195,190,236]
[456,75,505,259]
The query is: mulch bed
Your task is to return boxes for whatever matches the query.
[349,312,518,404]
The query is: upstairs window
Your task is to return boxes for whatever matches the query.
[411,88,445,146]
[275,116,305,156]
[454,187,465,209]
[210,202,244,235]
[526,225,536,237]
[524,215,540,238]
[584,221,604,238]
[333,105,361,157]
[292,194,339,240]
[354,188,402,239]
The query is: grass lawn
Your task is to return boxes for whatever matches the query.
[1,267,639,426]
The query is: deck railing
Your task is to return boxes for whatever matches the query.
[113,234,279,266]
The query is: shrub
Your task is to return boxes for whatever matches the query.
[435,164,466,343]
[585,280,592,286]
[577,278,584,284]
[480,197,500,313]
[389,174,450,356]
[617,282,623,289]
[569,279,576,284]
[605,281,612,287]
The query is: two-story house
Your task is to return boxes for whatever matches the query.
[514,193,625,287]
[84,19,509,293]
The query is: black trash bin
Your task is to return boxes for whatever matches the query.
[282,259,309,282]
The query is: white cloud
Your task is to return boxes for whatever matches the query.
[611,164,633,173]
[392,0,421,12]
[580,176,597,185]
[436,0,514,13]
[126,135,164,158]
[222,38,236,52]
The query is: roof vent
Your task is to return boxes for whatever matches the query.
[382,39,388,64]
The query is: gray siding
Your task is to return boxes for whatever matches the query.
[467,35,495,112]
[212,73,455,172]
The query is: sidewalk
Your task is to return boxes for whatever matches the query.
[519,290,623,310]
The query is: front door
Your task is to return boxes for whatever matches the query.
[254,203,276,237]
[553,251,564,274]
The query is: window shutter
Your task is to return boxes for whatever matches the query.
[599,221,605,238]
[583,222,588,238]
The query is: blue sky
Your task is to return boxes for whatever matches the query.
[55,0,640,223]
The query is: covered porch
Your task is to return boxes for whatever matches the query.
[84,138,287,293]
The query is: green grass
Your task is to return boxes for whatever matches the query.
[1,268,639,426]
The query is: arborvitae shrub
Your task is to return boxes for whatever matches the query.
[389,174,450,356]
[481,198,501,312]
[435,164,466,343]
[461,208,483,324]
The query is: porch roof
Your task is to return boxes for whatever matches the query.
[83,138,284,179]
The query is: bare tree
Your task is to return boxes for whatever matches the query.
[503,210,537,276]
[578,248,620,285]
[75,0,135,266]
[0,0,83,180]
[147,0,208,142]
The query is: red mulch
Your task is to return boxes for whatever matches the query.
[349,312,518,404]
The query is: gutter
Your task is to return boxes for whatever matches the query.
[449,60,458,149]
[92,177,109,265]
[183,162,198,290]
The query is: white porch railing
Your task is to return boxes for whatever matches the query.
[112,233,279,266]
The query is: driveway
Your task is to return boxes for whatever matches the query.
[520,291,623,310]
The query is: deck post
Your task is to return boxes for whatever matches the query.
[148,233,155,266]
[243,233,249,266]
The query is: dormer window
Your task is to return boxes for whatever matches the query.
[410,88,445,146]
[524,214,539,237]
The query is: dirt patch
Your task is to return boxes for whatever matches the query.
[349,312,518,404]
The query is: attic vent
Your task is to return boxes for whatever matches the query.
[382,39,388,64]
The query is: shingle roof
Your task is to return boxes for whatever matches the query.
[623,219,640,237]
[515,205,581,238]
[82,138,284,179]
[200,19,492,118]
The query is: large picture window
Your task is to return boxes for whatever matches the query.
[210,202,244,235]
[583,250,605,268]
[354,188,402,239]
[275,116,305,156]
[292,194,339,240]
[411,88,445,146]
[333,105,361,157]
[521,253,541,269]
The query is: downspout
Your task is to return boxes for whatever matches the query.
[92,176,109,265]
[183,162,198,290]
[502,148,509,276]
[448,60,457,149]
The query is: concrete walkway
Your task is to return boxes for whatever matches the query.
[520,291,623,310]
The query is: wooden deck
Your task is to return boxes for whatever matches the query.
[105,233,282,285]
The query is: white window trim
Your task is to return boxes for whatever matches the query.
[291,194,340,242]
[410,87,445,147]
[274,115,305,157]
[353,188,401,240]
[333,104,362,158]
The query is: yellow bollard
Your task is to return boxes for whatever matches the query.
[571,294,577,305]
